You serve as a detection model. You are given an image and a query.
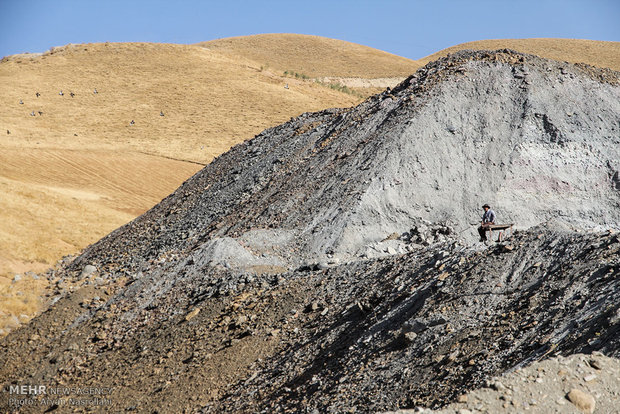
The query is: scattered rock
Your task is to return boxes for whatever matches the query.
[80,265,97,278]
[583,373,597,382]
[306,302,322,312]
[384,232,400,241]
[185,308,200,321]
[489,380,506,391]
[94,331,107,341]
[566,389,595,413]
[402,331,418,343]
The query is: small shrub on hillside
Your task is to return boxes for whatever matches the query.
[314,79,363,98]
[285,70,309,80]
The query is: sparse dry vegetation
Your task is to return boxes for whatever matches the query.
[197,33,421,78]
[0,273,47,336]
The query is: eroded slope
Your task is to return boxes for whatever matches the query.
[65,50,620,276]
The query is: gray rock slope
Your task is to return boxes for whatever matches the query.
[1,50,620,413]
[70,50,620,274]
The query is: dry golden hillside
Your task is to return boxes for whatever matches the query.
[0,147,201,335]
[198,33,421,78]
[1,42,363,164]
[0,37,420,334]
[418,38,620,71]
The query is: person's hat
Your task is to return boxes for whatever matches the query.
[482,204,490,208]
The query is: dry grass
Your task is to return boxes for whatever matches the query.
[0,273,47,336]
[0,150,203,333]
[418,38,620,71]
[198,33,421,78]
[1,42,363,164]
[0,148,201,266]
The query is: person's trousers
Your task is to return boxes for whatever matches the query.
[478,224,492,241]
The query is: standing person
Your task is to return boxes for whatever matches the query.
[478,204,496,242]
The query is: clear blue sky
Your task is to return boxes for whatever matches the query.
[1,0,618,60]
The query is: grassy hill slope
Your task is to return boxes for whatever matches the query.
[418,38,620,71]
[1,42,363,164]
[197,33,421,78]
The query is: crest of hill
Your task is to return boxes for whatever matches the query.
[418,38,620,71]
[197,33,421,78]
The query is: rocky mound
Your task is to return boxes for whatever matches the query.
[1,50,619,413]
[1,226,618,413]
[201,227,619,413]
[69,49,620,274]
[417,38,620,72]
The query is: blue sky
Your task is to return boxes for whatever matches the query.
[1,0,618,60]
